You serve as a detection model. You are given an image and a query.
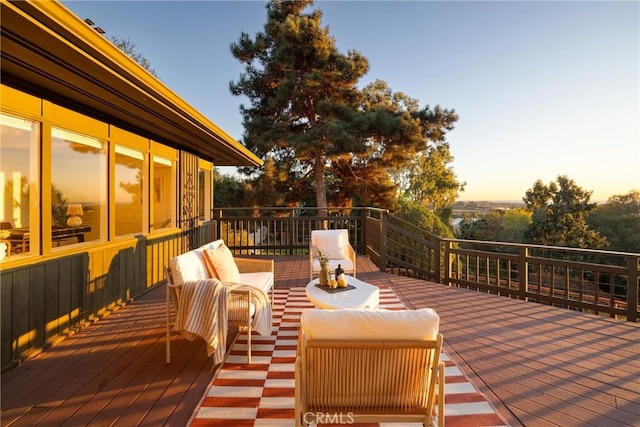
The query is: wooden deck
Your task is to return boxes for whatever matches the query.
[2,255,639,426]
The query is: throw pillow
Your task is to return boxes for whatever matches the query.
[203,244,241,283]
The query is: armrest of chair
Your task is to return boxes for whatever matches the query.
[228,287,252,306]
[347,243,356,276]
[309,244,318,258]
[234,257,274,274]
[437,360,445,426]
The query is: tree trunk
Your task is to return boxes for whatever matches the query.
[314,148,328,220]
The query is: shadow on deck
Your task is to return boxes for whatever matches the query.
[1,255,639,426]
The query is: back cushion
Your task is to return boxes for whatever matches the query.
[301,308,439,341]
[168,250,210,286]
[198,239,224,252]
[203,244,242,283]
[312,230,348,259]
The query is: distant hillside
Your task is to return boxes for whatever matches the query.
[453,201,525,217]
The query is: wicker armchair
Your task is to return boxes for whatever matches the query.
[294,308,445,427]
[165,240,274,364]
[309,229,356,280]
[165,268,254,363]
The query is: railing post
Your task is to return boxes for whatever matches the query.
[360,208,367,255]
[443,239,451,285]
[627,255,638,322]
[379,210,388,273]
[518,246,529,301]
[288,209,295,254]
[434,237,442,283]
[214,209,221,241]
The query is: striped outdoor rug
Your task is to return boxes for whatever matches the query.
[189,286,509,426]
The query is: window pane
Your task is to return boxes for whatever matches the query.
[153,155,173,229]
[115,145,144,236]
[51,128,106,247]
[0,113,38,256]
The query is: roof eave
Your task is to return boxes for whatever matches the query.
[0,0,262,167]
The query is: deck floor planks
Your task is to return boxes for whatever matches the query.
[2,320,146,424]
[390,268,640,427]
[1,255,639,427]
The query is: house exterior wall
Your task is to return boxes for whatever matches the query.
[0,83,222,370]
[0,0,252,369]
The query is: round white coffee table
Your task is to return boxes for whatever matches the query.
[306,276,380,309]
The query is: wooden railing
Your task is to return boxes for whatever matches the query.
[214,207,371,255]
[444,239,639,322]
[213,207,639,322]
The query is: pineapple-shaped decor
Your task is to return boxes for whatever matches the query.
[318,250,331,287]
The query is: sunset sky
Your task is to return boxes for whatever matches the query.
[63,0,639,202]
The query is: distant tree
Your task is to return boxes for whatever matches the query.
[587,190,640,253]
[247,157,289,208]
[395,195,454,238]
[501,208,531,242]
[523,175,607,249]
[230,1,458,213]
[214,171,250,209]
[111,36,158,78]
[457,208,530,243]
[400,141,464,224]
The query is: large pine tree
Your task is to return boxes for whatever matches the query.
[231,0,459,212]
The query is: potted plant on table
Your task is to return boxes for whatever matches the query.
[317,251,332,287]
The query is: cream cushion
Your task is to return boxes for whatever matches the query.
[168,239,226,285]
[198,239,224,252]
[301,308,439,341]
[203,244,241,283]
[238,272,274,294]
[311,258,354,274]
[313,230,348,259]
[168,250,211,286]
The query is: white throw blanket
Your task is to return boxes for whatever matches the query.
[174,278,272,365]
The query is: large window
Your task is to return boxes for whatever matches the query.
[1,93,185,259]
[51,128,107,247]
[0,113,39,255]
[152,155,174,230]
[115,145,144,236]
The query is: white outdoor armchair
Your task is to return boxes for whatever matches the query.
[309,229,356,280]
[165,240,274,364]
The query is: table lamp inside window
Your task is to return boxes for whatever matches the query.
[66,204,84,227]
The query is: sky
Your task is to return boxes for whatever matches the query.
[62,0,639,202]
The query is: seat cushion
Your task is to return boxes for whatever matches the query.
[203,244,242,283]
[239,272,274,294]
[312,230,349,259]
[311,258,354,273]
[301,308,439,341]
[169,250,211,286]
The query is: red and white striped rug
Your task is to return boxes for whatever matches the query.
[189,286,509,426]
